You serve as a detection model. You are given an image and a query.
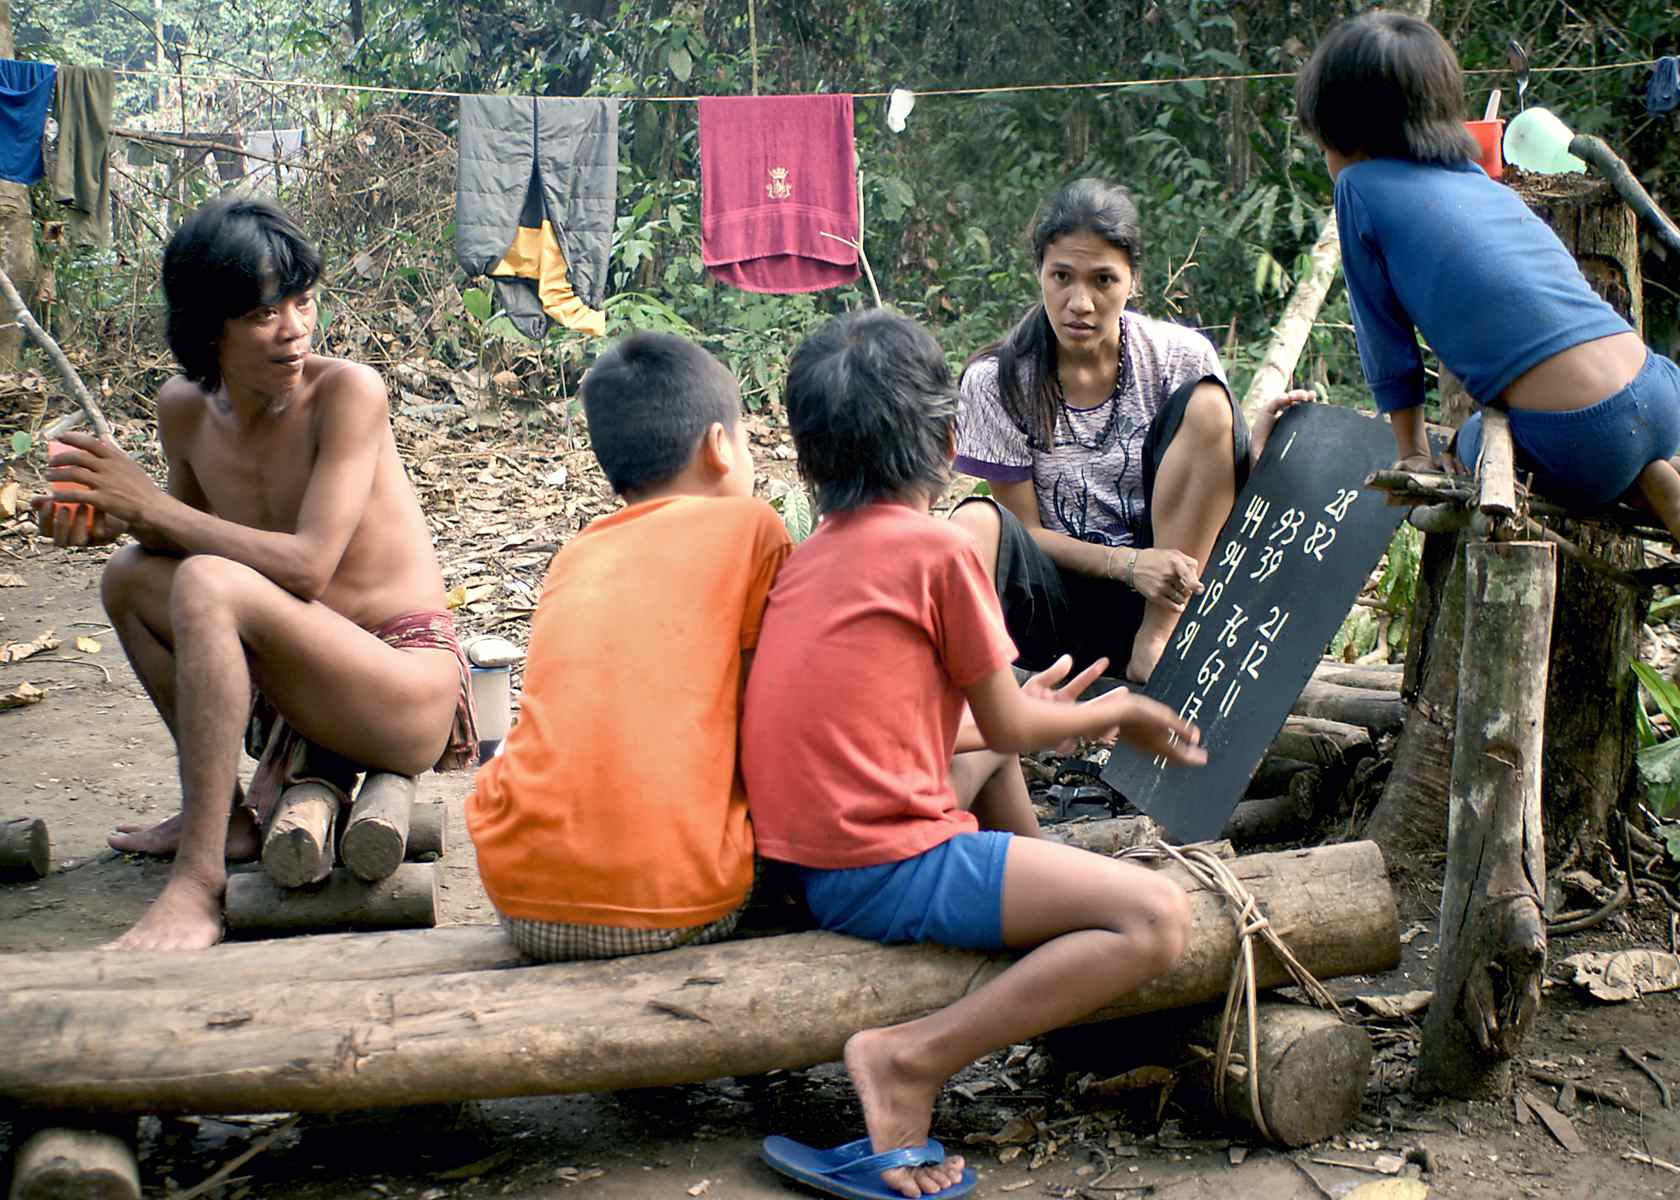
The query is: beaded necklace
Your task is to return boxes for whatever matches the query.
[1052,314,1131,451]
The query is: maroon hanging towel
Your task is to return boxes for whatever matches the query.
[699,94,859,294]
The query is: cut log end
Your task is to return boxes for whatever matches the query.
[9,1127,140,1200]
[261,783,340,889]
[1218,1004,1373,1146]
[341,773,418,882]
[0,816,51,881]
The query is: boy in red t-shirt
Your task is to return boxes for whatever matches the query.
[467,333,791,961]
[742,311,1206,1200]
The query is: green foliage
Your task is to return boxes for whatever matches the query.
[1632,661,1680,817]
[10,431,33,456]
[771,486,814,543]
[1329,523,1421,663]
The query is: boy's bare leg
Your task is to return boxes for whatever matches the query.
[843,838,1190,1198]
[1132,383,1236,683]
[108,554,460,951]
[950,749,1041,837]
[1636,459,1680,544]
[100,547,261,858]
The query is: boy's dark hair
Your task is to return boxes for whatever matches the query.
[784,310,959,515]
[580,332,741,497]
[964,178,1144,451]
[161,198,324,393]
[1296,11,1479,164]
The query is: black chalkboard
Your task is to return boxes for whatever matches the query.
[1100,402,1406,842]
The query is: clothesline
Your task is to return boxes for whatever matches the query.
[99,57,1664,105]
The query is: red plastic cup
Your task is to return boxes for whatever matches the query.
[1464,119,1505,180]
[47,439,94,538]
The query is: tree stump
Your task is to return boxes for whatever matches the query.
[0,816,50,881]
[8,1127,140,1200]
[1418,541,1555,1098]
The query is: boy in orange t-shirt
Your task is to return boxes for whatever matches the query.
[466,333,791,960]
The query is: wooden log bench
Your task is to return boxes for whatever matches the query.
[0,841,1397,1117]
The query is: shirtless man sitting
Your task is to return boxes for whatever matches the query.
[35,198,475,952]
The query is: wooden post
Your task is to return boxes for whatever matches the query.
[0,816,49,881]
[227,862,438,934]
[340,773,417,882]
[1418,540,1555,1098]
[8,1127,140,1200]
[0,843,1398,1115]
[261,782,338,888]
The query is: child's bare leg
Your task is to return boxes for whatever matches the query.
[1637,459,1680,543]
[1132,384,1235,683]
[950,749,1041,837]
[844,839,1189,1198]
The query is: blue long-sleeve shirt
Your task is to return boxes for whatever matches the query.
[1334,157,1631,413]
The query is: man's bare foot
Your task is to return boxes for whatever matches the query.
[843,1028,966,1199]
[104,873,225,951]
[110,801,260,860]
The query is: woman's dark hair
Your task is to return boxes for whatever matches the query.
[783,310,959,514]
[962,178,1143,450]
[1296,11,1479,164]
[161,198,323,393]
[580,332,740,497]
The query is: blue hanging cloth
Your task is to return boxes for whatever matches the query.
[0,59,55,184]
[1648,56,1680,117]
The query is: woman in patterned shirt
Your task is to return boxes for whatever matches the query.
[950,178,1308,685]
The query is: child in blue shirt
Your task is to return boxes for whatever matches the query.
[1297,12,1680,537]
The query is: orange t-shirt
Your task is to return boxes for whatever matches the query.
[742,502,1017,869]
[466,495,792,927]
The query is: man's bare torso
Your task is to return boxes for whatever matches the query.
[161,355,446,630]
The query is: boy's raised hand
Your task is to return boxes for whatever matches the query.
[1087,687,1207,766]
[1021,653,1114,753]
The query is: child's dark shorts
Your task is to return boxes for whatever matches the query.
[793,830,1013,951]
[1456,349,1680,505]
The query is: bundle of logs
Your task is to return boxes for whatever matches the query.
[234,772,445,934]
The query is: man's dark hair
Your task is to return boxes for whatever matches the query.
[161,198,323,393]
[1296,11,1479,164]
[581,333,741,497]
[784,310,959,515]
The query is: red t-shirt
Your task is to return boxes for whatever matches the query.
[467,495,791,927]
[742,502,1017,868]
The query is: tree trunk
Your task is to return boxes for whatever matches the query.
[1418,542,1554,1098]
[0,0,37,372]
[0,843,1398,1116]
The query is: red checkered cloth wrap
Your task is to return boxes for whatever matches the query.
[245,610,478,824]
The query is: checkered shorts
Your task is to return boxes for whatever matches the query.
[501,906,744,962]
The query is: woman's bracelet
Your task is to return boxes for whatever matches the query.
[1127,548,1139,590]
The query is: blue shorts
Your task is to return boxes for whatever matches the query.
[794,830,1013,951]
[1456,350,1680,505]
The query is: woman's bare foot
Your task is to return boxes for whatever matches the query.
[110,800,260,860]
[843,1028,966,1198]
[104,872,225,951]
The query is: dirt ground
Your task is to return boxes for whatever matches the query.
[7,522,1680,1200]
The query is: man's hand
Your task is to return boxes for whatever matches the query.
[1022,654,1114,752]
[30,494,128,547]
[45,433,160,529]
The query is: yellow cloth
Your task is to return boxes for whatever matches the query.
[489,219,606,337]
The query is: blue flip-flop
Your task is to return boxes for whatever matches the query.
[760,1135,977,1200]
